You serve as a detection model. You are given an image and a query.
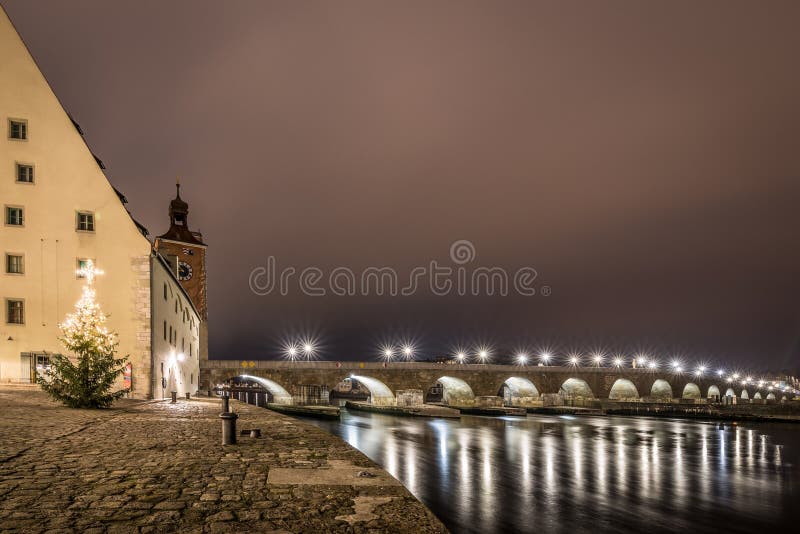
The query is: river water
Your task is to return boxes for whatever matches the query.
[307,410,799,533]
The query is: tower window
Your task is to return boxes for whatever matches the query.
[5,206,23,226]
[163,320,167,340]
[16,163,34,183]
[163,283,168,300]
[6,299,24,324]
[76,212,95,232]
[8,119,27,140]
[6,254,24,274]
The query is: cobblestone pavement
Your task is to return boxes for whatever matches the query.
[0,387,447,533]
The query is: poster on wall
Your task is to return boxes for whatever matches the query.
[123,363,132,391]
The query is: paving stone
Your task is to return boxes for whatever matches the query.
[0,387,447,533]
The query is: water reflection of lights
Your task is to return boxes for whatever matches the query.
[305,413,795,534]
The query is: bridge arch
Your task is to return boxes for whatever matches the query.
[650,379,673,401]
[499,377,540,406]
[238,375,293,405]
[766,392,776,400]
[560,378,594,399]
[434,376,475,406]
[725,387,735,397]
[753,392,762,400]
[707,385,721,399]
[608,378,639,400]
[740,389,749,400]
[349,375,395,406]
[682,383,701,399]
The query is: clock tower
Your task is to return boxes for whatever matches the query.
[154,180,208,361]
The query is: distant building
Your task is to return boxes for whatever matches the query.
[0,8,206,399]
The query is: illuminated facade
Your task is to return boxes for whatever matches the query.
[0,8,203,398]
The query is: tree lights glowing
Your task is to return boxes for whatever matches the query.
[35,260,129,408]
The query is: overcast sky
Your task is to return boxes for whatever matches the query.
[4,0,799,370]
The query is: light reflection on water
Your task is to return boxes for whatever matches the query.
[308,412,799,533]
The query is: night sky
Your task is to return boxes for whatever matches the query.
[4,0,799,370]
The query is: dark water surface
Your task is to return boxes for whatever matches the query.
[307,410,799,533]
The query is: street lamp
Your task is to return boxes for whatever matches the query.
[402,345,414,361]
[478,349,489,363]
[592,354,603,366]
[612,357,623,368]
[648,360,658,370]
[569,356,579,367]
[455,351,466,364]
[516,353,528,366]
[540,352,551,365]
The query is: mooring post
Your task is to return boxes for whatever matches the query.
[220,412,238,445]
[170,391,177,404]
[186,392,191,400]
[222,394,230,414]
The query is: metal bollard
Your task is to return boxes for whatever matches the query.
[222,395,230,413]
[186,392,191,400]
[220,412,238,445]
[170,391,177,403]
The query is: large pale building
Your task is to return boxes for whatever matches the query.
[0,8,206,399]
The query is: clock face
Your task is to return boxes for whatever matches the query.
[177,260,193,281]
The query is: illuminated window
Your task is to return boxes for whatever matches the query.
[76,212,95,232]
[8,119,27,140]
[16,164,33,183]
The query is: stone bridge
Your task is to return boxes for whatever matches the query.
[200,360,788,406]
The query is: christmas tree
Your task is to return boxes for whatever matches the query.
[37,260,130,408]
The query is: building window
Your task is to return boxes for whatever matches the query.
[76,258,94,278]
[163,320,167,340]
[6,299,24,324]
[16,164,34,183]
[175,300,178,314]
[191,373,194,385]
[76,211,95,232]
[8,119,27,140]
[169,325,173,344]
[5,254,24,274]
[189,343,193,357]
[181,338,185,352]
[163,283,168,300]
[5,206,23,226]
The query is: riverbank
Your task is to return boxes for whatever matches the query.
[0,387,447,533]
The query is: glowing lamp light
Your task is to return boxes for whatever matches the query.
[540,352,551,364]
[402,345,414,359]
[383,348,394,360]
[593,354,603,365]
[732,373,740,379]
[648,361,658,370]
[612,357,623,367]
[456,352,466,363]
[569,356,579,366]
[717,369,724,377]
[516,353,528,365]
[177,353,186,362]
[478,350,489,362]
